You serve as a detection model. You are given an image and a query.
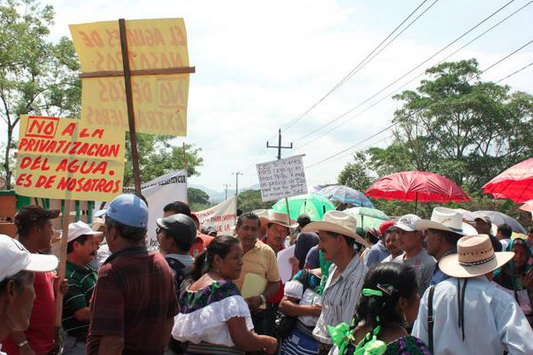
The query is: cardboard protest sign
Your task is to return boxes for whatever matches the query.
[15,116,125,201]
[196,196,237,236]
[256,155,308,202]
[69,18,191,136]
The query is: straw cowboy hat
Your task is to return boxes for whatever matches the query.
[264,210,299,229]
[252,209,270,226]
[302,210,370,248]
[416,207,477,236]
[439,234,514,278]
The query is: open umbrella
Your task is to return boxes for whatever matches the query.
[272,194,335,221]
[519,200,533,213]
[463,210,527,234]
[317,185,374,207]
[365,171,469,213]
[344,207,389,234]
[483,157,533,203]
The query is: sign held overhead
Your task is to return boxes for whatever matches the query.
[256,155,308,202]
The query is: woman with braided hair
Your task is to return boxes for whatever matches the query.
[171,236,277,354]
[328,263,430,355]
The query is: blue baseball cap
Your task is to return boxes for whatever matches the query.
[106,194,148,228]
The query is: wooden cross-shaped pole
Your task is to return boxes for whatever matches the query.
[78,19,196,196]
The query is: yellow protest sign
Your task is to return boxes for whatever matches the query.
[15,116,125,201]
[69,18,192,136]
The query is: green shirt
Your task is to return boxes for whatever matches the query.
[62,260,97,337]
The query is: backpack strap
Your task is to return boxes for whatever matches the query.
[427,285,435,354]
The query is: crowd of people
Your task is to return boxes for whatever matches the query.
[1,193,533,355]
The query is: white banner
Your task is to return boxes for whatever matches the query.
[196,196,237,236]
[256,155,308,202]
[97,170,187,249]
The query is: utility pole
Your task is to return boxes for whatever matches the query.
[232,172,243,196]
[267,129,293,160]
[266,129,293,224]
[223,184,231,200]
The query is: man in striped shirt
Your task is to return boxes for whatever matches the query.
[62,221,102,354]
[302,211,369,355]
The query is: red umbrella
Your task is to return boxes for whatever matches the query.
[483,157,533,203]
[365,171,470,204]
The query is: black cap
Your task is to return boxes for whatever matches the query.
[15,205,60,232]
[297,214,312,228]
[156,213,197,244]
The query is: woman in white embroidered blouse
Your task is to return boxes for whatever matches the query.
[172,236,278,355]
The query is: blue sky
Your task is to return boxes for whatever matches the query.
[4,0,533,195]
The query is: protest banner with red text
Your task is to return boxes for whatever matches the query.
[69,19,192,136]
[196,196,238,236]
[15,115,125,201]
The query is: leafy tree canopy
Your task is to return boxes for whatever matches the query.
[237,189,274,212]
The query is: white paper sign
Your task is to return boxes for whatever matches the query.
[277,245,296,283]
[196,196,238,236]
[97,170,188,249]
[256,155,308,202]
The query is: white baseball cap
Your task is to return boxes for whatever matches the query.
[67,221,103,243]
[0,234,58,282]
[396,214,421,232]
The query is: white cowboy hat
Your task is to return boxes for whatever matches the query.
[439,234,514,278]
[302,210,369,248]
[416,207,477,236]
[264,210,299,229]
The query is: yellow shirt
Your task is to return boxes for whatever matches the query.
[235,239,280,293]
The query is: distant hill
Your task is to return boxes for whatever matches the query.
[189,183,261,203]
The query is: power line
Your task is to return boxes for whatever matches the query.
[294,0,533,151]
[305,122,399,169]
[303,35,533,169]
[293,0,518,145]
[280,0,437,132]
[496,59,533,83]
[481,38,533,74]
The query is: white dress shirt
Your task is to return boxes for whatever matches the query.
[412,276,533,355]
[313,254,366,345]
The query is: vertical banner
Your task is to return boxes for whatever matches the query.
[196,196,238,236]
[256,155,308,202]
[15,115,125,201]
[69,18,192,136]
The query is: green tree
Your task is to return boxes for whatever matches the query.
[367,59,533,190]
[124,134,203,186]
[337,152,374,190]
[1,0,81,188]
[237,189,274,212]
[188,187,211,211]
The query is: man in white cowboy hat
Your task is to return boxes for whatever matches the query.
[393,214,436,295]
[412,234,533,355]
[259,210,298,336]
[302,210,370,355]
[416,207,477,285]
[62,221,102,354]
[262,210,298,254]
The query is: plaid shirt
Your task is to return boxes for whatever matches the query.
[87,246,178,355]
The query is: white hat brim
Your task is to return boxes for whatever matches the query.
[303,221,370,248]
[439,251,515,278]
[25,254,58,273]
[267,219,299,229]
[416,220,476,236]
